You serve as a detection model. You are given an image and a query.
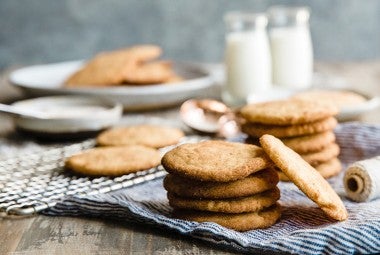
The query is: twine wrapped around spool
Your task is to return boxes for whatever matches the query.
[344,156,380,202]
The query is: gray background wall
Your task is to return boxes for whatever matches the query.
[1,0,379,69]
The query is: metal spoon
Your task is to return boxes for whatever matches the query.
[0,103,49,119]
[179,99,240,138]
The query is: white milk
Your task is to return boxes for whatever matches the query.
[268,6,314,89]
[224,31,272,106]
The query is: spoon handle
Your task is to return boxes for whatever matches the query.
[0,103,47,119]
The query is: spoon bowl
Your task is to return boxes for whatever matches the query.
[180,99,240,138]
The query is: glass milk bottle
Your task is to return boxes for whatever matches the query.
[268,6,313,89]
[223,12,272,107]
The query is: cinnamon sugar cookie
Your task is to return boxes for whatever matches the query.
[65,45,162,86]
[300,143,340,166]
[65,145,161,176]
[259,134,348,221]
[163,168,279,199]
[173,203,282,231]
[241,117,338,138]
[167,187,280,213]
[122,61,174,85]
[240,99,338,125]
[292,90,367,110]
[281,131,336,154]
[97,125,184,148]
[315,158,342,179]
[277,158,342,181]
[161,140,274,182]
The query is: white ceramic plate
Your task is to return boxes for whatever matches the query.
[11,95,122,134]
[247,87,380,121]
[9,61,215,110]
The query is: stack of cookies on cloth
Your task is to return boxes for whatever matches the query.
[161,140,282,231]
[239,99,342,181]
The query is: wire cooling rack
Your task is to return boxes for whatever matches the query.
[0,136,204,216]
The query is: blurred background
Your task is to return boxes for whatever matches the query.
[1,0,380,69]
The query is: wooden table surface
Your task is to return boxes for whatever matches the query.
[1,62,380,255]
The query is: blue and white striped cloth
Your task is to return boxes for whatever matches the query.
[45,122,380,255]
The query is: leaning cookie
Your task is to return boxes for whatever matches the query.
[65,145,161,176]
[167,187,280,213]
[161,140,274,182]
[173,203,282,232]
[97,124,185,148]
[259,134,348,221]
[163,168,279,199]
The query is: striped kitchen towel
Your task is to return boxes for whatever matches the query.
[45,122,380,255]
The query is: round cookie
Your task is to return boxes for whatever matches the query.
[241,117,338,138]
[300,142,340,166]
[315,158,342,179]
[277,158,342,181]
[65,45,162,86]
[281,131,336,154]
[163,168,279,199]
[161,140,274,182]
[167,187,280,213]
[173,203,282,231]
[97,125,184,148]
[259,134,348,221]
[65,145,161,176]
[122,61,173,85]
[240,99,338,125]
[292,90,367,110]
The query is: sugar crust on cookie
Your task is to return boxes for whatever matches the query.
[97,124,184,148]
[240,99,338,125]
[163,168,279,199]
[161,140,274,182]
[65,145,161,176]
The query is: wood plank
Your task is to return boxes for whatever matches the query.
[2,215,239,254]
[0,216,35,254]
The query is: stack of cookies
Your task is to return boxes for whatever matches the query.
[161,140,281,231]
[240,99,342,180]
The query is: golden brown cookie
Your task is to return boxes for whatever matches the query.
[97,125,185,148]
[292,90,367,110]
[277,158,342,181]
[161,140,274,182]
[259,134,348,221]
[165,74,184,83]
[65,45,162,86]
[315,158,342,179]
[241,117,338,138]
[122,61,174,85]
[65,146,161,176]
[281,131,336,154]
[240,99,338,125]
[300,142,340,166]
[163,168,279,199]
[167,187,280,213]
[172,203,282,231]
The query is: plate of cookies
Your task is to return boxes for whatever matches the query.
[9,45,215,110]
